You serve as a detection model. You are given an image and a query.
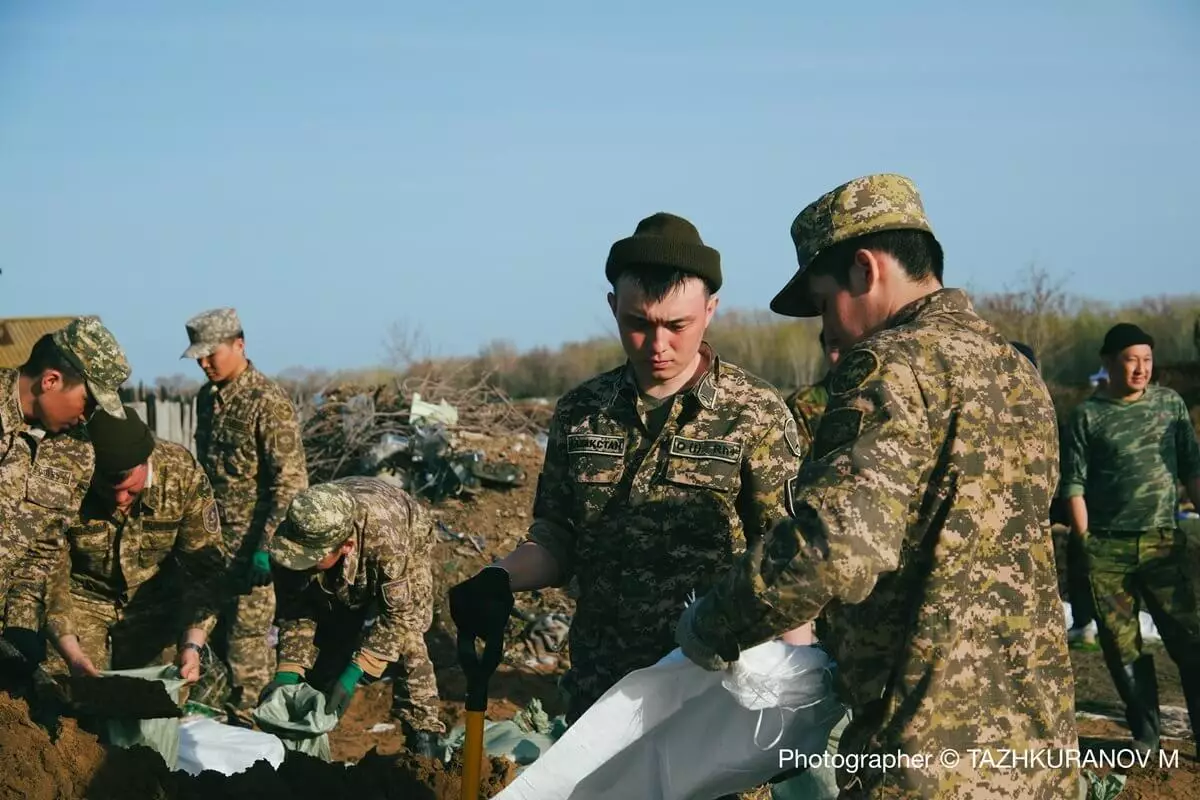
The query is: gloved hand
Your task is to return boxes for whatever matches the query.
[675,599,730,672]
[0,629,40,683]
[326,663,364,718]
[246,551,273,589]
[448,566,514,643]
[258,670,302,706]
[0,627,45,674]
[399,721,443,760]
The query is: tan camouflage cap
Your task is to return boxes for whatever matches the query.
[270,484,358,570]
[771,173,935,318]
[181,307,243,359]
[51,317,132,419]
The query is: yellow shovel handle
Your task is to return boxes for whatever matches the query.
[461,708,486,800]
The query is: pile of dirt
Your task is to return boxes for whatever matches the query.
[0,690,517,800]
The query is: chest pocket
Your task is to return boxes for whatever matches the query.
[663,435,742,492]
[69,523,115,576]
[25,461,79,510]
[138,527,178,568]
[216,414,256,475]
[567,433,626,485]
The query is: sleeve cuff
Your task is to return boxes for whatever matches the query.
[353,648,392,678]
[277,662,308,677]
[1060,484,1085,499]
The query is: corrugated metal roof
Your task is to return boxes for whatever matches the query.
[0,316,81,368]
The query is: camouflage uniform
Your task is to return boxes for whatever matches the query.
[687,175,1079,798]
[42,439,228,673]
[187,308,309,708]
[270,477,443,734]
[784,374,831,457]
[525,342,801,722]
[0,319,131,639]
[1060,384,1200,746]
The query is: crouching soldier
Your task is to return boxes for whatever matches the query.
[261,477,444,757]
[47,406,228,681]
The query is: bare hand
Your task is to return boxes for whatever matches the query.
[68,655,101,677]
[177,648,201,682]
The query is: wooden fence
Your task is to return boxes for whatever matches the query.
[125,397,198,456]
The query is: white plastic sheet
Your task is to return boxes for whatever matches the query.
[495,641,845,800]
[175,717,286,776]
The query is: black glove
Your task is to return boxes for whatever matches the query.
[0,628,45,675]
[400,723,442,760]
[448,566,514,643]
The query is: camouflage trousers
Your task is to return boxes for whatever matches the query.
[41,591,179,674]
[211,581,276,710]
[304,601,444,734]
[1085,527,1200,668]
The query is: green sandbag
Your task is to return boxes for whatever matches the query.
[100,665,189,770]
[252,683,340,761]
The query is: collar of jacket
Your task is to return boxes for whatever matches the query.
[885,287,973,330]
[607,341,722,413]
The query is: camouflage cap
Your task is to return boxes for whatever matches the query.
[771,173,935,318]
[270,484,358,570]
[51,317,131,419]
[181,307,243,359]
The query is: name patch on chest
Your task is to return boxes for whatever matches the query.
[669,436,742,464]
[567,433,626,456]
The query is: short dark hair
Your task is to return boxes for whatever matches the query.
[20,334,85,386]
[610,265,715,304]
[806,229,944,288]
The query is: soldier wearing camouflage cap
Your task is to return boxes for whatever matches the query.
[261,477,444,757]
[185,306,309,718]
[676,174,1081,798]
[0,317,131,672]
[449,209,809,771]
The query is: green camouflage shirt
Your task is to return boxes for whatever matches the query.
[48,439,229,639]
[525,344,801,709]
[691,290,1078,798]
[274,477,435,670]
[1060,384,1200,531]
[195,361,309,560]
[0,368,94,632]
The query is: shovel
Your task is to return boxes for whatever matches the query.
[457,623,505,800]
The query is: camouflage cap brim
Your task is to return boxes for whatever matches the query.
[770,269,821,318]
[268,532,326,571]
[87,380,126,419]
[181,342,219,360]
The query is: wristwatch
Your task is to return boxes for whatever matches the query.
[179,642,204,656]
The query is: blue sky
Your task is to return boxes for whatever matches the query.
[1,2,1197,383]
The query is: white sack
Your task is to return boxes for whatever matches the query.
[496,641,845,800]
[175,716,287,776]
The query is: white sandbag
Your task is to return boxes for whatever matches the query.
[496,641,845,800]
[174,717,287,776]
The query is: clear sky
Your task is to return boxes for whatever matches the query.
[1,2,1197,384]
